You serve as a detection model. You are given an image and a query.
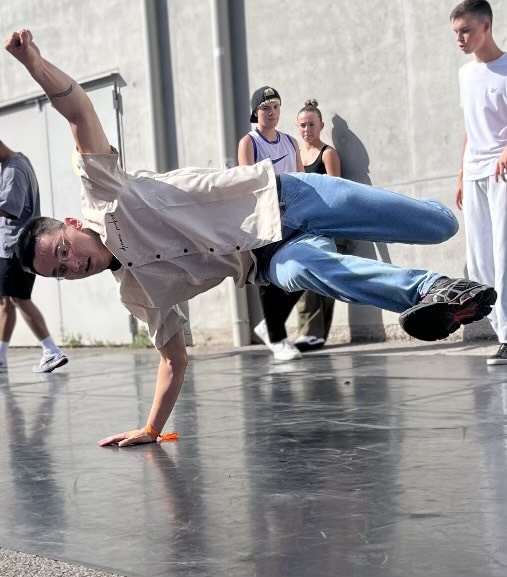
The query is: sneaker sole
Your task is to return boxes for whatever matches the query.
[294,342,325,352]
[487,358,507,366]
[399,286,497,341]
[273,353,302,361]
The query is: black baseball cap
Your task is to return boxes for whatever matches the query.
[249,86,282,123]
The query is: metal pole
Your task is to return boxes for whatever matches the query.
[143,0,179,171]
[210,0,251,346]
[144,0,194,345]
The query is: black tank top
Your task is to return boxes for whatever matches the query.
[303,145,330,174]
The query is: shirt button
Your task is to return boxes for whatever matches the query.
[156,254,160,258]
[209,247,214,252]
[127,262,132,267]
[184,249,188,253]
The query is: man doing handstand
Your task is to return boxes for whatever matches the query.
[5,29,496,447]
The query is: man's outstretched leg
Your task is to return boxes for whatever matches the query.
[398,278,496,341]
[279,173,459,245]
[266,234,496,341]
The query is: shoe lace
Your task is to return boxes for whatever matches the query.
[425,278,480,303]
[497,343,507,355]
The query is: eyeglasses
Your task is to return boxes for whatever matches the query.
[55,227,72,280]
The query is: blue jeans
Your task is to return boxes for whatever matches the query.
[260,173,459,313]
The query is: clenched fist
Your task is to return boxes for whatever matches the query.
[5,29,42,73]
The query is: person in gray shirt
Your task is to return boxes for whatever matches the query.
[0,140,67,372]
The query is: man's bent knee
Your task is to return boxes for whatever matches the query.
[435,216,459,243]
[424,200,459,243]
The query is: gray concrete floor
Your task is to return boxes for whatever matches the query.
[0,340,506,577]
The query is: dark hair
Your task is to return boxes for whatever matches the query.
[16,216,63,274]
[298,99,323,121]
[450,0,492,23]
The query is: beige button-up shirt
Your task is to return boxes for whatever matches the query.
[77,152,282,347]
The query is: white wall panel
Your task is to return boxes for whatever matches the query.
[0,84,131,346]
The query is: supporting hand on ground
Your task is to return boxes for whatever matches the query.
[98,428,155,448]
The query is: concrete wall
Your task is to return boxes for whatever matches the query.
[1,0,505,345]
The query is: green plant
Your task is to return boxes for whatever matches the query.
[60,330,84,348]
[89,338,120,347]
[130,326,154,349]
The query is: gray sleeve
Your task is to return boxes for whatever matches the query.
[0,164,27,220]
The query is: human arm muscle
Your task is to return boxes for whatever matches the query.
[237,135,255,166]
[5,29,110,155]
[322,147,341,177]
[291,136,304,172]
[98,327,188,447]
[456,133,467,210]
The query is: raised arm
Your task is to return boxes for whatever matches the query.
[5,29,110,155]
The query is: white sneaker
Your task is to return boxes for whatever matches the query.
[254,320,302,361]
[487,343,507,365]
[33,351,68,373]
[294,335,326,352]
[271,339,302,361]
[254,319,271,346]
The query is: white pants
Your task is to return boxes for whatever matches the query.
[463,176,507,342]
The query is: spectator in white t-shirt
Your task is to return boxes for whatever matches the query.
[450,0,507,365]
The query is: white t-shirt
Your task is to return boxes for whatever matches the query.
[459,52,507,180]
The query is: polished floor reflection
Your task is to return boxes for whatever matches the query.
[0,346,506,577]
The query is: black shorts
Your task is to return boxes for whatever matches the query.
[0,255,36,299]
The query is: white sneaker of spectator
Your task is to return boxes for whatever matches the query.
[254,320,302,361]
[294,335,326,352]
[33,351,69,373]
[270,338,302,361]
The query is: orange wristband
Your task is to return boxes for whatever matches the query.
[159,432,180,442]
[144,423,160,440]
